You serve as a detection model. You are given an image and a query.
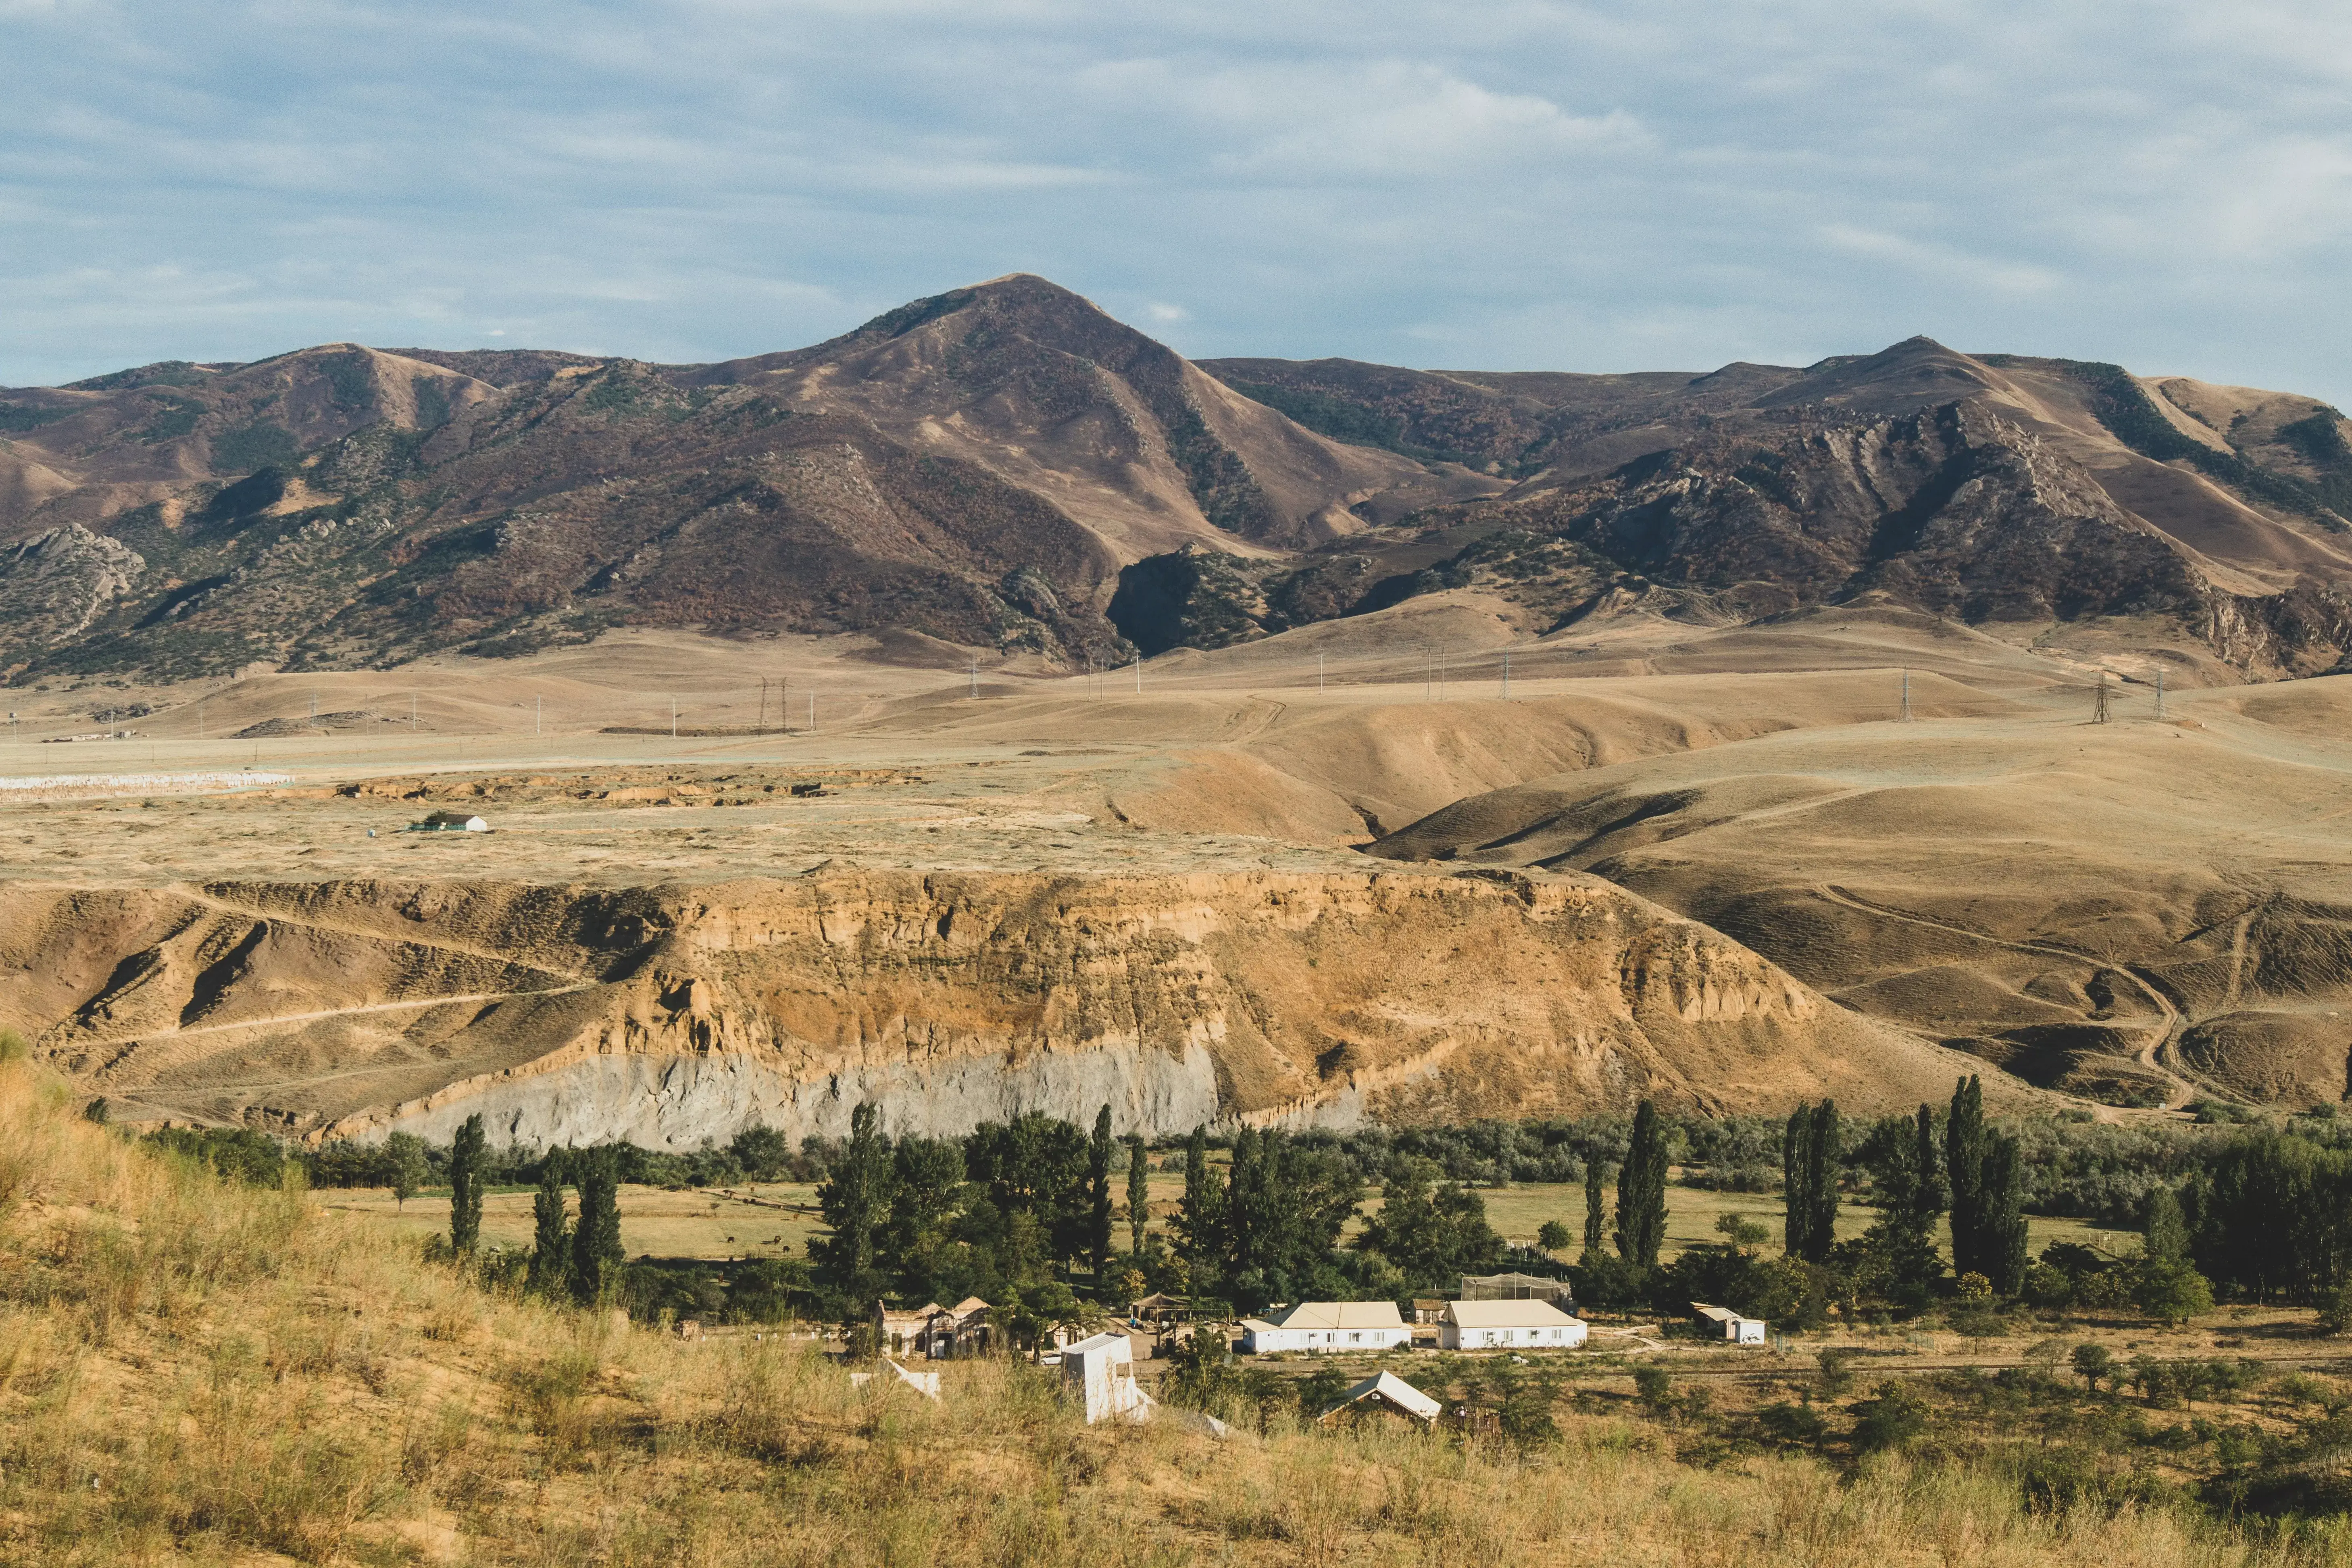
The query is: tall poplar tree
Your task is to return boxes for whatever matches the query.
[1945,1075,1987,1279]
[1087,1104,1115,1281]
[570,1148,624,1305]
[1125,1133,1150,1257]
[1175,1125,1226,1296]
[1782,1105,1812,1257]
[1802,1099,1840,1264]
[812,1102,893,1303]
[1615,1101,1669,1270]
[1981,1132,2029,1295]
[528,1157,570,1297]
[1583,1157,1609,1258]
[448,1112,487,1255]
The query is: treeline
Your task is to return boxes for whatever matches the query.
[296,1123,831,1195]
[1578,1079,2221,1331]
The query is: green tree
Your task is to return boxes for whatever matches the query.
[2143,1185,2189,1266]
[1175,1125,1226,1296]
[570,1148,624,1304]
[1851,1380,1929,1451]
[1087,1104,1115,1281]
[2132,1259,2215,1326]
[383,1131,429,1212]
[448,1113,487,1254]
[881,1134,968,1296]
[2071,1341,2115,1392]
[1582,1158,1608,1257]
[812,1102,894,1301]
[1781,1099,1841,1263]
[1946,1075,1986,1279]
[1855,1106,1942,1304]
[528,1160,571,1297]
[1981,1132,2029,1295]
[1125,1133,1150,1257]
[1715,1213,1770,1249]
[1804,1099,1840,1263]
[1358,1156,1504,1289]
[1615,1101,1669,1269]
[1537,1219,1573,1253]
[730,1124,792,1181]
[965,1113,1089,1271]
[1782,1104,1812,1256]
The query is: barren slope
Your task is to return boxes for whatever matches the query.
[1369,675,2352,1109]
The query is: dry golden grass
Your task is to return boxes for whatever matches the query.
[2,1049,2346,1567]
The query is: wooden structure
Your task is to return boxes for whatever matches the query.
[1317,1370,1442,1426]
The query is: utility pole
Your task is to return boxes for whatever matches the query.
[310,691,319,729]
[1317,652,1325,693]
[535,695,542,735]
[671,697,678,740]
[2093,671,2111,724]
[1900,668,1912,722]
[1133,656,1141,695]
[1437,650,1447,702]
[807,691,815,732]
[969,659,979,699]
[2156,668,2166,720]
[1502,650,1510,700]
[781,675,789,734]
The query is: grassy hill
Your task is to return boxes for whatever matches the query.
[5,1043,2350,1564]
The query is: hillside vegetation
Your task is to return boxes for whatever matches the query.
[3,1045,2348,1566]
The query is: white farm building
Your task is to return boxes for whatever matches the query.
[1693,1304,1768,1345]
[1240,1301,1413,1354]
[1437,1298,1588,1350]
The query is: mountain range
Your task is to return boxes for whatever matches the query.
[4,273,2350,685]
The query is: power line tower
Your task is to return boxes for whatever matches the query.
[1899,667,1912,722]
[1501,649,1511,699]
[2092,671,2111,724]
[2155,668,2166,721]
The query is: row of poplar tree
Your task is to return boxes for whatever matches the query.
[1782,1077,2031,1293]
[439,1112,626,1304]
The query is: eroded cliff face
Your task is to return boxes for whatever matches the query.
[3,867,1979,1147]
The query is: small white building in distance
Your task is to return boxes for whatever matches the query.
[1692,1304,1768,1345]
[1240,1301,1414,1354]
[1438,1298,1589,1350]
[1061,1331,1154,1424]
[408,810,488,833]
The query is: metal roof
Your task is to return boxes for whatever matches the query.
[1266,1300,1408,1331]
[1442,1298,1579,1327]
[1319,1371,1442,1423]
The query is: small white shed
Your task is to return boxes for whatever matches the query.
[409,810,488,833]
[1061,1331,1154,1424]
[1692,1304,1767,1345]
[1240,1301,1413,1355]
[1437,1298,1588,1350]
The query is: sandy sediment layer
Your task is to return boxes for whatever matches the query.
[2,867,2002,1146]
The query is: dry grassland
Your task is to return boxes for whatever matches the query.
[5,1051,2348,1568]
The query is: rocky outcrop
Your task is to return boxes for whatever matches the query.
[0,525,144,663]
[1,867,1988,1147]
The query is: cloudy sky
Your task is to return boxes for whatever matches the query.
[4,1,2348,401]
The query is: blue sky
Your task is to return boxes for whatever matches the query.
[4,1,2349,402]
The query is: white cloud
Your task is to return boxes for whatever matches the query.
[0,0,2348,403]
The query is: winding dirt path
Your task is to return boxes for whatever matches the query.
[1814,884,2202,1108]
